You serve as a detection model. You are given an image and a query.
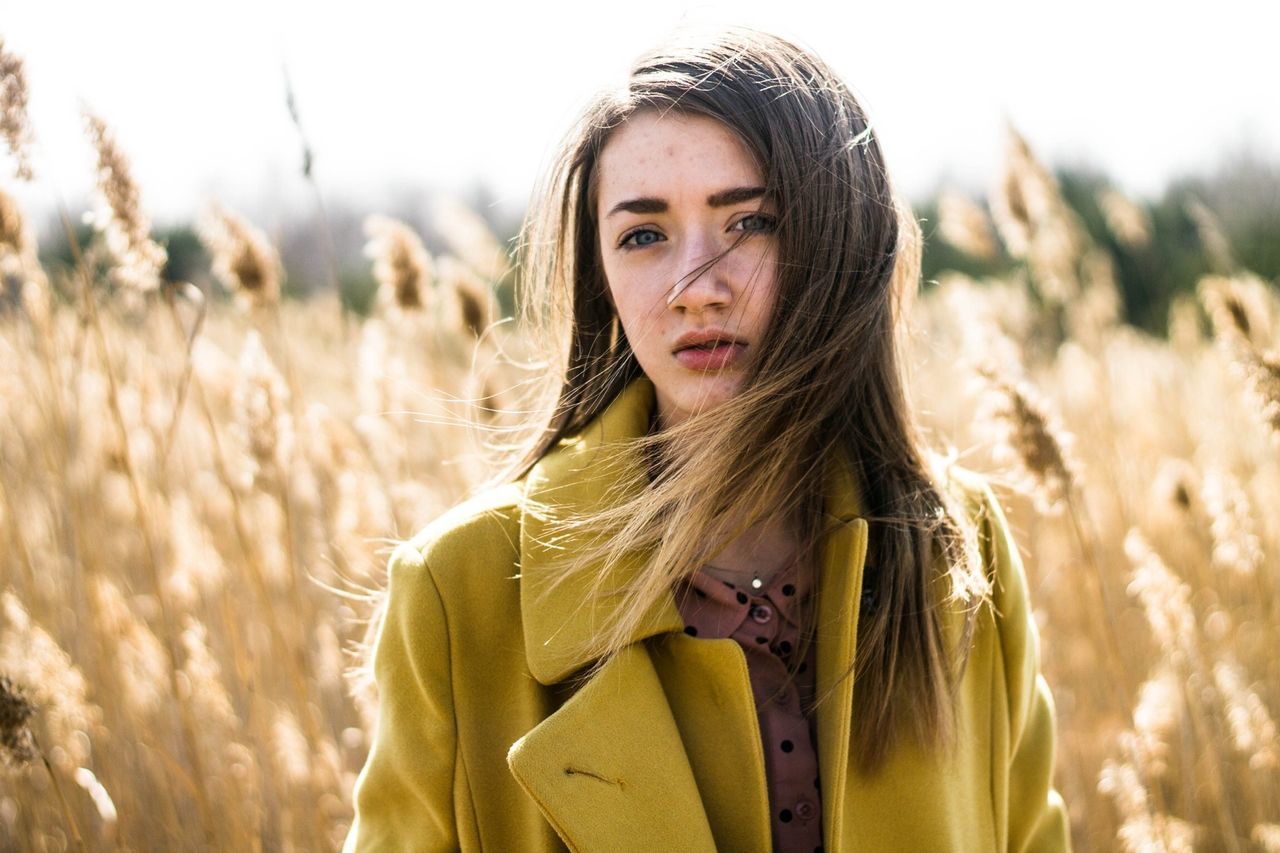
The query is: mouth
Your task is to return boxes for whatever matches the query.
[672,329,749,354]
[673,340,747,370]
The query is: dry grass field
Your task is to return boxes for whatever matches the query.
[2,41,1279,853]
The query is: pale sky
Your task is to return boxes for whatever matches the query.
[3,0,1277,230]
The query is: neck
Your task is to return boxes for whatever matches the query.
[700,511,803,587]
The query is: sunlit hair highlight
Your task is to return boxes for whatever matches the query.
[483,24,992,775]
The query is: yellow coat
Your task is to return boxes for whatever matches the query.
[344,376,1072,852]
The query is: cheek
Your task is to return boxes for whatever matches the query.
[727,249,776,312]
[610,287,644,333]
[604,263,663,323]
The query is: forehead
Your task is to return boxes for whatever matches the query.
[595,111,762,207]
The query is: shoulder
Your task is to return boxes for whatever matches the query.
[925,453,1015,563]
[926,452,996,521]
[922,454,1035,649]
[387,479,528,599]
[927,458,1043,685]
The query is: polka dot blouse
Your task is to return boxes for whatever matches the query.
[673,554,824,853]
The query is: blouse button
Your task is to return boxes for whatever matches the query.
[750,604,773,624]
[795,799,816,820]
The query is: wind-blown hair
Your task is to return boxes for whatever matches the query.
[483,24,992,775]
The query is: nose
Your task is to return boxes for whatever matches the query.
[667,235,735,311]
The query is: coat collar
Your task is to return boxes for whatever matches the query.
[517,375,866,686]
[510,374,871,850]
[517,375,679,686]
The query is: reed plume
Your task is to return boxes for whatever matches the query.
[1,185,51,325]
[83,111,167,294]
[0,591,100,771]
[1199,275,1267,346]
[937,191,998,260]
[1200,467,1263,577]
[1231,345,1280,445]
[1096,186,1152,249]
[164,494,227,610]
[0,38,35,181]
[1200,275,1280,443]
[0,186,33,267]
[974,362,1078,513]
[1129,665,1180,777]
[1122,529,1197,664]
[989,122,1086,306]
[0,672,86,848]
[233,330,294,489]
[1152,457,1198,514]
[1186,197,1237,274]
[199,203,282,309]
[1097,755,1198,852]
[436,254,494,340]
[1211,656,1279,770]
[90,578,169,716]
[989,128,1038,258]
[363,214,433,312]
[432,194,511,284]
[270,707,310,787]
[0,673,35,765]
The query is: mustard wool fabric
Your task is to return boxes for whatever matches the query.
[344,376,1072,852]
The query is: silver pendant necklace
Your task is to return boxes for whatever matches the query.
[705,552,798,591]
[703,562,766,590]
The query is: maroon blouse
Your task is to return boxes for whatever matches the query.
[672,555,824,853]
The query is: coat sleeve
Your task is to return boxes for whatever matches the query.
[978,481,1073,853]
[344,542,460,852]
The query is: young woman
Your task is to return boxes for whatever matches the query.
[345,25,1071,853]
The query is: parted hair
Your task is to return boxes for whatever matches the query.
[485,24,992,775]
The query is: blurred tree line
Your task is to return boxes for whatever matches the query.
[35,147,1279,338]
[917,145,1280,335]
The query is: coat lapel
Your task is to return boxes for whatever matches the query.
[507,376,869,852]
[814,500,868,847]
[506,643,719,852]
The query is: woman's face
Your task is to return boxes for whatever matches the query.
[595,110,779,430]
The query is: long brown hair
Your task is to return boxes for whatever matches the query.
[480,24,991,776]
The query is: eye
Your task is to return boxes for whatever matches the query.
[732,213,777,234]
[619,227,664,250]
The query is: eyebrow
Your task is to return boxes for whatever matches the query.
[605,185,767,219]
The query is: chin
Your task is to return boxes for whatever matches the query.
[653,373,744,426]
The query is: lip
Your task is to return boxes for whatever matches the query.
[672,328,749,353]
[671,328,749,371]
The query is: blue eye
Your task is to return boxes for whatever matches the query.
[619,228,663,249]
[734,213,777,233]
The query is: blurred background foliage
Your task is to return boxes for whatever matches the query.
[916,146,1280,335]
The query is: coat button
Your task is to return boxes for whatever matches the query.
[750,604,773,624]
[795,799,816,820]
